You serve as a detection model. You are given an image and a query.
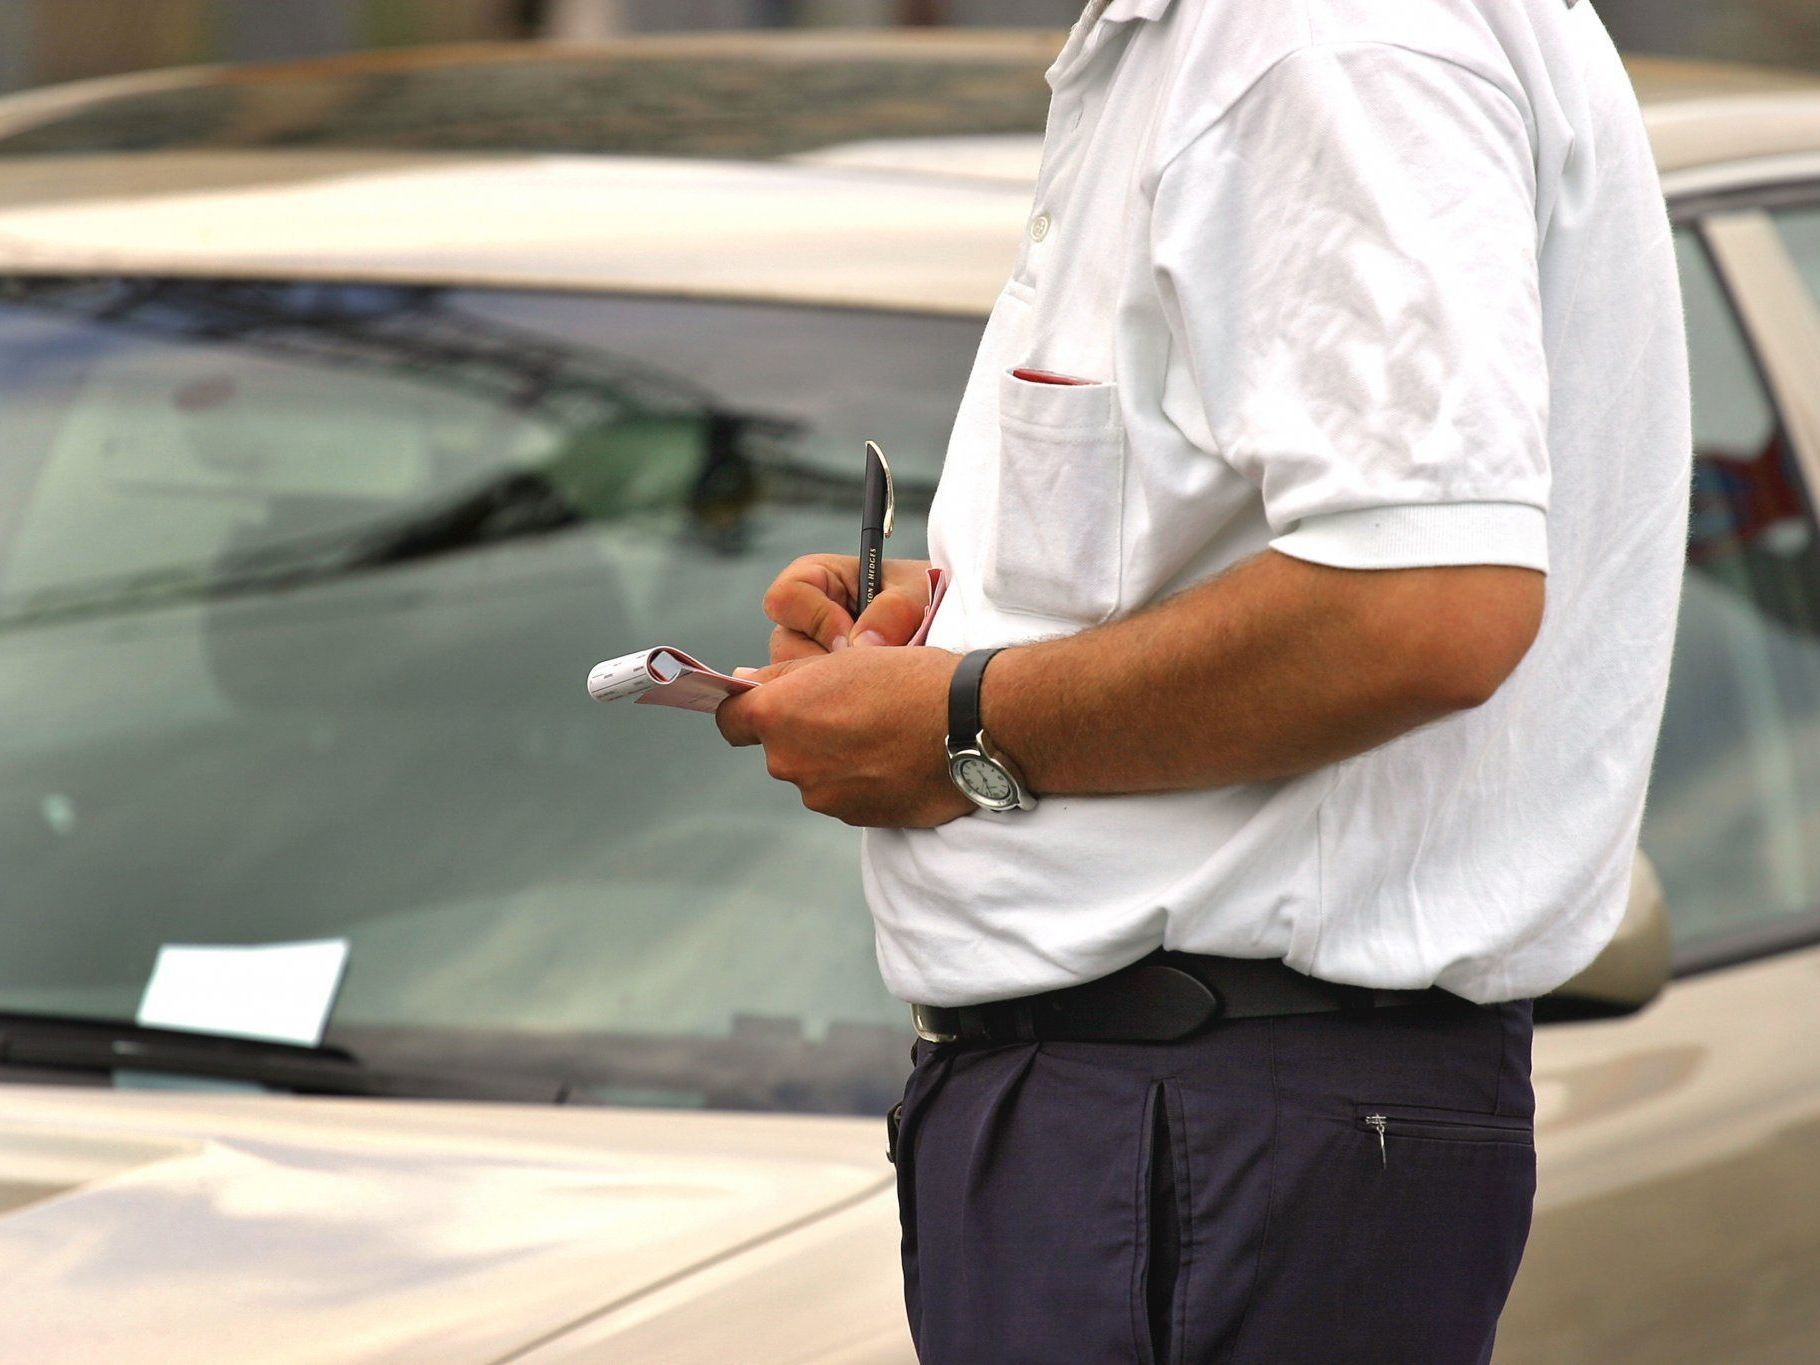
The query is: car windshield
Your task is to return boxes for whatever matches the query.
[0,277,978,1113]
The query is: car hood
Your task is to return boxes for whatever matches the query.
[0,1082,894,1363]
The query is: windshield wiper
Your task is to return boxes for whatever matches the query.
[0,1012,563,1102]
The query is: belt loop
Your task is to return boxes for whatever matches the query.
[957,1005,983,1040]
[1010,999,1038,1042]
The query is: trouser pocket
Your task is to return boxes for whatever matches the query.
[886,1100,903,1166]
[1234,1099,1537,1362]
[1353,1102,1534,1169]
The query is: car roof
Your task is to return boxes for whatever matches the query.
[0,150,1031,314]
[0,35,1814,314]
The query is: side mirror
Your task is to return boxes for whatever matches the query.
[1533,852,1673,1023]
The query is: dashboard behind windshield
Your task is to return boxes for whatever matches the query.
[0,277,976,1113]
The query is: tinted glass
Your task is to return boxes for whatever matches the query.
[1643,230,1820,956]
[0,278,978,1112]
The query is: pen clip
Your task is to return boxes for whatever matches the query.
[866,440,895,539]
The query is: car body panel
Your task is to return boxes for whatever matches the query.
[514,1186,914,1364]
[1500,945,1820,1361]
[1648,92,1820,173]
[0,1085,892,1362]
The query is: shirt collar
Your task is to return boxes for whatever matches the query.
[1098,0,1174,21]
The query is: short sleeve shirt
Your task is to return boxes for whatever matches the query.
[860,0,1691,1007]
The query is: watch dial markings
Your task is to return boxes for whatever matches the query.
[960,757,1014,803]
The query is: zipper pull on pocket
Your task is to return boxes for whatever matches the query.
[1364,1113,1388,1168]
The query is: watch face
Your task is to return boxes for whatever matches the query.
[956,755,1015,805]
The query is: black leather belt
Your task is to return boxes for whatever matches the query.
[909,949,1458,1045]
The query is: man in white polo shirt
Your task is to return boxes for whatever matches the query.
[717,0,1689,1358]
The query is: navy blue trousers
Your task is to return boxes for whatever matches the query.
[891,995,1535,1364]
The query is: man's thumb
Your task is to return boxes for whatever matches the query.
[849,589,926,648]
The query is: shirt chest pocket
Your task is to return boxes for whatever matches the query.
[984,366,1127,625]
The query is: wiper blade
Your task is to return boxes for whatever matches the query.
[0,1012,561,1102]
[0,468,583,632]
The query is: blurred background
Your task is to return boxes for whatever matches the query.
[0,0,1814,96]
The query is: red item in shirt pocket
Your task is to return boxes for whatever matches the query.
[1010,367,1098,386]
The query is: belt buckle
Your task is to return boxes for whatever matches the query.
[911,1003,960,1044]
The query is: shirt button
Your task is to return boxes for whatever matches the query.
[1030,212,1051,242]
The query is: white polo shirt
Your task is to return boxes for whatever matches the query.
[861,0,1691,1006]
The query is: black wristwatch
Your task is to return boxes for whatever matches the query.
[947,648,1038,814]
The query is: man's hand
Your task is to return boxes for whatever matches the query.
[715,645,971,828]
[761,553,935,663]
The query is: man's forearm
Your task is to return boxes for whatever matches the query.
[983,550,1545,797]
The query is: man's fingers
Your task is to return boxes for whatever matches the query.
[759,553,933,650]
[850,587,928,647]
[718,654,824,745]
[769,625,835,665]
[715,692,762,746]
[763,571,856,653]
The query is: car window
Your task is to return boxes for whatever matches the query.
[1642,229,1820,961]
[1773,203,1820,300]
[0,278,977,1113]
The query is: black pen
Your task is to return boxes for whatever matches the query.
[858,440,894,616]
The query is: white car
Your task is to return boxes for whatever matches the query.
[0,32,1817,1363]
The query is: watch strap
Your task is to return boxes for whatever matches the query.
[948,647,1005,750]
